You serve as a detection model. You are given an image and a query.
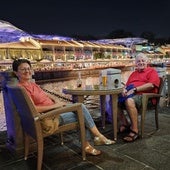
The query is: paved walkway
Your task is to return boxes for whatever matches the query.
[0,106,170,170]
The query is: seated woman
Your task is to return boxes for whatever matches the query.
[12,58,115,156]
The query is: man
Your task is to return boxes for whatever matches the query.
[119,53,160,142]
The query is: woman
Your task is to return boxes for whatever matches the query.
[12,59,115,156]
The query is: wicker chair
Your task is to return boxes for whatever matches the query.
[7,85,86,170]
[166,74,170,106]
[140,76,166,138]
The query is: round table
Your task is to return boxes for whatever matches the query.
[63,85,123,140]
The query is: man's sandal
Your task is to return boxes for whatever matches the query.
[123,129,139,142]
[85,145,101,156]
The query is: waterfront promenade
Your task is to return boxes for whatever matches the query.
[0,68,170,169]
[0,94,170,169]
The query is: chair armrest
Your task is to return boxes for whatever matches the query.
[142,93,162,99]
[34,103,83,121]
[142,93,162,108]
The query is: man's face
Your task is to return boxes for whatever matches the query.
[135,56,147,71]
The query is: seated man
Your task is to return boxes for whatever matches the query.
[118,53,160,142]
[12,58,115,156]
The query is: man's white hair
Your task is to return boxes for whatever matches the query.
[135,53,148,62]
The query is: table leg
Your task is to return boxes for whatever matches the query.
[110,94,118,140]
[100,95,106,129]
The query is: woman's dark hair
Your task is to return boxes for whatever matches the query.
[12,59,31,71]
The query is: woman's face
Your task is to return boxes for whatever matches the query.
[15,63,33,82]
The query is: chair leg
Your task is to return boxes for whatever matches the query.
[141,112,145,138]
[79,123,86,161]
[37,139,44,170]
[60,133,64,145]
[141,105,147,138]
[155,107,159,130]
[24,133,30,160]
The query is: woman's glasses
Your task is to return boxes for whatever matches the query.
[18,68,32,72]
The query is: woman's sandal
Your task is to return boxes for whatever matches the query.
[94,135,115,146]
[85,145,101,156]
[123,129,139,142]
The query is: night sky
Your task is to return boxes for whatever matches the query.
[1,0,170,38]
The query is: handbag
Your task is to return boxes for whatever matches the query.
[41,116,59,135]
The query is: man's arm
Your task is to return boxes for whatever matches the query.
[135,83,154,93]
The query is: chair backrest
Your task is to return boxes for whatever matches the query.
[158,76,166,95]
[7,85,40,139]
[167,74,170,95]
[150,76,166,106]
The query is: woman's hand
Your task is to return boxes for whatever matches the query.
[36,101,67,113]
[52,101,67,109]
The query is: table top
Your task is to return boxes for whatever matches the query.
[63,85,123,95]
